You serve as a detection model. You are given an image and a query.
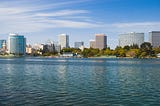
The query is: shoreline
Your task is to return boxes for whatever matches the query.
[0,55,159,59]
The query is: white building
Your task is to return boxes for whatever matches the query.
[149,31,160,47]
[26,45,33,54]
[32,44,44,50]
[119,32,144,47]
[90,40,96,48]
[58,34,69,49]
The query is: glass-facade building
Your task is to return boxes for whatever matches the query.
[8,34,26,55]
[119,32,144,47]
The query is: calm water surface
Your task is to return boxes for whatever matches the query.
[0,58,160,106]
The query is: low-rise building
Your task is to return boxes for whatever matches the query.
[26,45,33,54]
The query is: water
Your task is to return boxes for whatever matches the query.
[0,58,160,106]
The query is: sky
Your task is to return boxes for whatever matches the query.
[0,0,160,48]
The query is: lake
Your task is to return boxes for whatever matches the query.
[0,58,160,106]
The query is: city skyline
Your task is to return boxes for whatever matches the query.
[0,0,160,48]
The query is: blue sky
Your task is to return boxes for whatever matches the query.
[0,0,160,48]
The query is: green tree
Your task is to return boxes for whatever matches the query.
[118,49,126,57]
[153,47,160,54]
[82,48,100,57]
[130,44,139,49]
[114,46,126,57]
[123,45,130,51]
[139,42,155,58]
[104,49,112,55]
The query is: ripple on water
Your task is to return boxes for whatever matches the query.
[0,58,160,105]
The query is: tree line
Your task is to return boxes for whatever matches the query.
[61,42,160,58]
[31,42,160,58]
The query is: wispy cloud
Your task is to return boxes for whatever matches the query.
[112,22,160,28]
[103,22,160,33]
[0,0,160,35]
[35,10,89,17]
[0,0,100,33]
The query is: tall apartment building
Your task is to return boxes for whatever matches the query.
[149,31,160,47]
[58,34,69,49]
[8,33,26,55]
[119,32,144,47]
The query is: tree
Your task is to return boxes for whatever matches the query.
[140,42,152,51]
[104,49,112,55]
[114,46,126,57]
[130,44,139,49]
[115,46,122,50]
[126,49,140,57]
[153,47,160,54]
[82,48,100,57]
[123,45,130,51]
[139,42,155,58]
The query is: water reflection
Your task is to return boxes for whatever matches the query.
[3,63,26,88]
[57,65,67,81]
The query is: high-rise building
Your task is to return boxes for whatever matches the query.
[0,40,6,49]
[58,34,69,49]
[90,40,96,48]
[119,32,144,47]
[89,34,107,50]
[149,31,160,47]
[74,41,84,48]
[8,33,26,55]
[95,34,107,50]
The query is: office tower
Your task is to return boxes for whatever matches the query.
[95,34,107,50]
[149,31,160,47]
[90,40,96,48]
[58,34,69,49]
[0,40,6,49]
[74,41,84,48]
[119,32,144,47]
[8,33,26,55]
